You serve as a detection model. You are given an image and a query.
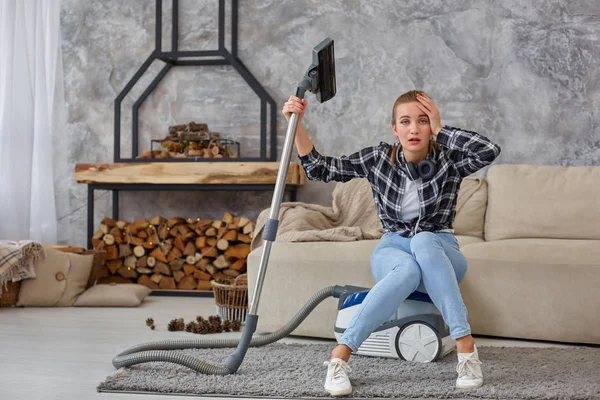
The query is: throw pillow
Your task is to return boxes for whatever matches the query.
[453,177,488,239]
[55,252,95,306]
[73,283,151,307]
[17,246,69,306]
[17,246,94,307]
[50,246,106,290]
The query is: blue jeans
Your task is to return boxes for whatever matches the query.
[339,231,471,353]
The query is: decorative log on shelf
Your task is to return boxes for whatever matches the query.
[93,212,254,291]
[74,161,306,185]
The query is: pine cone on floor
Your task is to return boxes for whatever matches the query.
[208,315,223,333]
[192,322,204,334]
[230,320,241,332]
[208,315,221,326]
[222,320,231,332]
[197,319,212,334]
[146,318,154,327]
[150,324,156,330]
[168,318,185,331]
[196,316,205,324]
[205,322,215,333]
[186,321,199,332]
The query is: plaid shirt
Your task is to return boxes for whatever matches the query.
[298,126,501,237]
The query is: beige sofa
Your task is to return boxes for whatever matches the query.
[247,164,600,345]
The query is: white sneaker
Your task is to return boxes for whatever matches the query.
[456,345,484,389]
[323,358,352,397]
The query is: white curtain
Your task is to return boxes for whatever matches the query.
[0,0,62,243]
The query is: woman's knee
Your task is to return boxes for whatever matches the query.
[371,253,422,288]
[392,260,422,290]
[410,231,442,254]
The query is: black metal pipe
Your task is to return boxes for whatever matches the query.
[114,52,156,162]
[160,50,222,58]
[171,59,228,66]
[132,63,173,159]
[261,99,266,160]
[112,191,119,220]
[172,0,178,52]
[270,98,277,161]
[218,0,225,51]
[87,186,94,249]
[232,0,238,56]
[156,0,162,52]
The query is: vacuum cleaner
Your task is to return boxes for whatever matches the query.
[110,38,453,376]
[335,286,455,362]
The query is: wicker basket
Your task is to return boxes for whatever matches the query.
[211,274,248,324]
[0,280,22,307]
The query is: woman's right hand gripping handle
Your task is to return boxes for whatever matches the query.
[282,95,314,157]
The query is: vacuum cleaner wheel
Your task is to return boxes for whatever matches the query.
[395,321,442,363]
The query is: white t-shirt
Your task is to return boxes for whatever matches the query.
[400,178,421,221]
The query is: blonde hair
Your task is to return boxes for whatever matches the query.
[390,89,441,167]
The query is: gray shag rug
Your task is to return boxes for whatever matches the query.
[98,343,600,399]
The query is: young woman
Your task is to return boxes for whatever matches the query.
[282,90,501,397]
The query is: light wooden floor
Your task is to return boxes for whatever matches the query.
[0,296,577,400]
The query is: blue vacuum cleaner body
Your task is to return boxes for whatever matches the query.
[334,286,456,362]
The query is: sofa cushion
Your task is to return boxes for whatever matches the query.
[455,235,484,248]
[460,239,600,344]
[73,283,151,307]
[484,164,600,241]
[55,252,95,306]
[49,246,106,289]
[17,247,94,307]
[17,247,69,306]
[453,178,487,239]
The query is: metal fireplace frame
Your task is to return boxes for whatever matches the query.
[114,0,277,162]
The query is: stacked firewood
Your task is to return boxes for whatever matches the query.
[138,121,238,159]
[91,212,254,291]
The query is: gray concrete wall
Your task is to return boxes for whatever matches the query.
[57,0,600,247]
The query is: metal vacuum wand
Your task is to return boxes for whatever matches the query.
[225,88,307,372]
[249,91,307,316]
[226,37,336,372]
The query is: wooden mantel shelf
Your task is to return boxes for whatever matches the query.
[75,162,306,186]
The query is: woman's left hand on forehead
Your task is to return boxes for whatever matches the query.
[416,93,442,135]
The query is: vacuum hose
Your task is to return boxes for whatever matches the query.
[112,285,341,375]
